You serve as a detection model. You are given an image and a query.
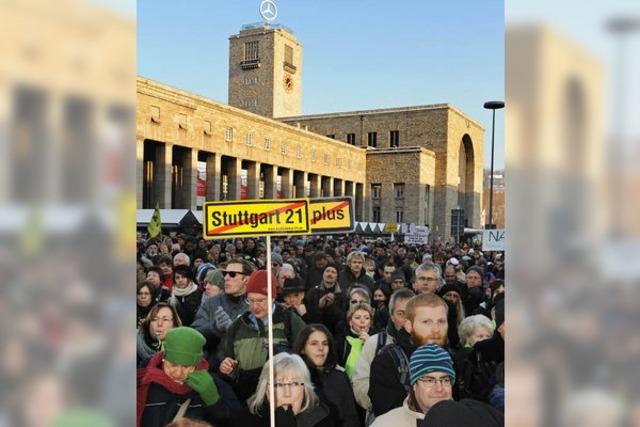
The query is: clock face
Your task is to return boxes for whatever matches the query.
[283,74,294,93]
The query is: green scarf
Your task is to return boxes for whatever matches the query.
[344,336,365,378]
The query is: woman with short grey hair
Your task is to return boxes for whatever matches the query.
[239,353,337,427]
[458,314,495,348]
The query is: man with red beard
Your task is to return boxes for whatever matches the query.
[368,293,452,418]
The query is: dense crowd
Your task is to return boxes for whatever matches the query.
[136,232,505,427]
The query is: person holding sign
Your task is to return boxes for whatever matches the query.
[219,270,306,401]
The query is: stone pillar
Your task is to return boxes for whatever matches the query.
[161,143,173,208]
[227,157,241,200]
[136,137,144,208]
[187,148,198,210]
[247,161,260,199]
[279,167,293,198]
[263,164,277,199]
[206,153,220,201]
[333,178,344,197]
[321,176,333,198]
[309,174,320,198]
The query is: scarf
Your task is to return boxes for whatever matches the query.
[169,282,198,305]
[344,335,365,378]
[137,352,209,427]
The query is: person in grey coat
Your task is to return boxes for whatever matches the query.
[191,258,254,360]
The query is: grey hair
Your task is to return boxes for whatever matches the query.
[248,353,318,415]
[457,314,495,347]
[173,252,191,266]
[414,262,442,280]
[349,287,371,304]
[389,288,415,314]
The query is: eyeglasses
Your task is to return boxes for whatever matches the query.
[417,375,453,386]
[350,300,366,305]
[151,317,174,323]
[417,277,440,283]
[246,298,268,305]
[222,270,244,278]
[273,381,304,390]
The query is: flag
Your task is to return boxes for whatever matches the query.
[147,204,162,238]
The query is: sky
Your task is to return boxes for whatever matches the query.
[137,0,505,169]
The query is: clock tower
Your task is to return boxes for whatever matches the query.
[228,23,302,118]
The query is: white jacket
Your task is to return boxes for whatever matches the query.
[370,397,425,427]
[351,330,396,410]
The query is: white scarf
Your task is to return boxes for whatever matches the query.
[169,282,198,306]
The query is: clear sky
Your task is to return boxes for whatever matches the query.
[137,0,505,169]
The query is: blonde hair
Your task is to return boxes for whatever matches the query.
[346,251,366,266]
[346,302,374,322]
[248,353,318,415]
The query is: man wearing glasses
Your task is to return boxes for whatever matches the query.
[192,258,254,360]
[218,269,306,401]
[412,262,443,294]
[371,344,455,427]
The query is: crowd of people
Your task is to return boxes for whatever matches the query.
[136,232,505,427]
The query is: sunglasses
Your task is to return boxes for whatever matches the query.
[222,270,245,278]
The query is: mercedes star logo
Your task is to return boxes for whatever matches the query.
[259,0,277,22]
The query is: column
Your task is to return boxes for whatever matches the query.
[206,153,220,201]
[279,167,293,198]
[247,161,260,199]
[161,143,173,208]
[136,137,144,207]
[227,157,241,200]
[309,174,320,198]
[263,164,277,199]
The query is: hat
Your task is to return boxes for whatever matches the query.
[322,263,339,275]
[422,253,433,262]
[466,266,484,277]
[494,297,504,328]
[246,269,278,299]
[409,344,456,386]
[271,252,284,266]
[390,270,406,283]
[462,255,472,262]
[196,263,216,284]
[419,399,504,427]
[437,283,461,298]
[173,264,194,281]
[281,277,306,295]
[163,327,206,366]
[468,248,475,254]
[204,269,225,290]
[447,257,460,266]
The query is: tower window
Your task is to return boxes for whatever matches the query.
[244,41,259,61]
[390,130,399,147]
[368,132,377,147]
[347,133,356,145]
[371,184,381,199]
[284,44,296,73]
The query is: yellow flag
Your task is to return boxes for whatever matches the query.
[147,203,162,238]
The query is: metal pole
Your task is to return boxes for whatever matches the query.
[489,108,496,227]
[266,237,275,427]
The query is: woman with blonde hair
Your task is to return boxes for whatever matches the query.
[236,353,338,427]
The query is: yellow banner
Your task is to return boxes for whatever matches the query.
[203,199,310,238]
[309,197,354,234]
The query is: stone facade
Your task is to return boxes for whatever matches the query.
[280,106,484,235]
[137,78,366,219]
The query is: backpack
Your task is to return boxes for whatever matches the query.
[381,344,411,394]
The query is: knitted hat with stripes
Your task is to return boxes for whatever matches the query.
[409,344,456,386]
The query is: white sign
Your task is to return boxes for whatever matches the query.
[482,229,505,251]
[405,225,430,245]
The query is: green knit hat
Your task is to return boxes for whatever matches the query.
[163,327,205,366]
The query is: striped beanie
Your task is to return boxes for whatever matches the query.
[409,344,456,386]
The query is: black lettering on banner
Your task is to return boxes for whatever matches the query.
[336,210,344,220]
[211,211,222,226]
[285,209,294,224]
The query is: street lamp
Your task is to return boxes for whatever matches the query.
[484,101,504,229]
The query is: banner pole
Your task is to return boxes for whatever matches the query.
[266,236,275,427]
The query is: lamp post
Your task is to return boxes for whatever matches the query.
[483,101,504,229]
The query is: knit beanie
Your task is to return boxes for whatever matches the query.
[409,344,456,386]
[204,269,225,290]
[271,252,284,266]
[437,283,461,298]
[163,327,205,366]
[466,266,484,277]
[390,270,406,283]
[246,269,278,299]
[196,263,216,284]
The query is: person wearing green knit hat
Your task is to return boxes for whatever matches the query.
[137,327,227,427]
